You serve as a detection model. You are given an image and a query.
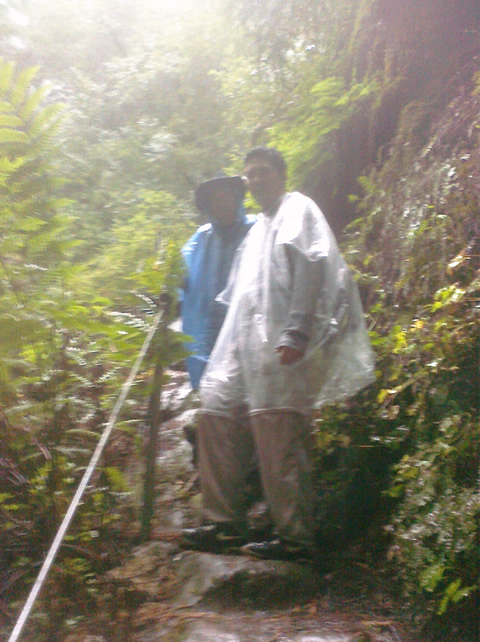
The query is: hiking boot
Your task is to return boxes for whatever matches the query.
[241,538,312,562]
[180,522,248,553]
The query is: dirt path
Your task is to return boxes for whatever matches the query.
[62,371,415,641]
[88,538,413,642]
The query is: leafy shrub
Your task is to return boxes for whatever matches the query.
[333,84,480,618]
[0,60,187,638]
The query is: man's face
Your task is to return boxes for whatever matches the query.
[244,158,285,211]
[204,186,238,227]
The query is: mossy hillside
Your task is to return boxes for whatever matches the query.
[312,69,480,622]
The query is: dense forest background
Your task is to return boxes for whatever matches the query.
[1,0,479,639]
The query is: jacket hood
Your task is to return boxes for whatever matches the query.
[195,175,246,213]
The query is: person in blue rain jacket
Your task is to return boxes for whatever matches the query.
[181,174,256,389]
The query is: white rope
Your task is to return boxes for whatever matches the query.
[8,307,165,642]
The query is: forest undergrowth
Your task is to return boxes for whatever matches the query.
[1,1,480,640]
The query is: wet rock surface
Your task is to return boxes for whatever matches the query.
[105,543,407,642]
[173,551,322,608]
[83,370,413,642]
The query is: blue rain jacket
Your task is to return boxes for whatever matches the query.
[182,207,256,388]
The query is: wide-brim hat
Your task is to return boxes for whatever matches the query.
[195,175,246,212]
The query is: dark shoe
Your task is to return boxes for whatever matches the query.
[180,522,248,553]
[183,424,198,466]
[241,538,312,562]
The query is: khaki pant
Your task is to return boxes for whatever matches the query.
[197,409,316,546]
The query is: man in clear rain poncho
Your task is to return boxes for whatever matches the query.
[181,147,375,561]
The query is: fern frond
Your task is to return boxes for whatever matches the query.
[20,86,48,123]
[0,114,23,128]
[0,129,29,144]
[0,156,25,181]
[0,315,44,351]
[28,104,64,140]
[15,217,48,233]
[10,66,40,108]
[25,227,66,255]
[25,120,62,156]
[0,61,14,96]
[0,101,14,113]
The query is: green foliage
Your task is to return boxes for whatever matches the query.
[88,190,194,303]
[1,0,480,635]
[0,58,187,637]
[0,58,67,376]
[336,84,480,619]
[270,76,376,189]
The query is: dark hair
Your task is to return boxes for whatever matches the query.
[244,146,287,176]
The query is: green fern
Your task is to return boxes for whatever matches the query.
[0,114,23,127]
[0,60,14,94]
[20,85,48,122]
[0,100,14,113]
[0,129,28,144]
[9,65,41,108]
[28,103,63,140]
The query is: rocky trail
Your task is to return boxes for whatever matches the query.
[66,371,417,642]
[94,543,411,642]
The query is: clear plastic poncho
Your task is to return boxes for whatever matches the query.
[200,192,375,417]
